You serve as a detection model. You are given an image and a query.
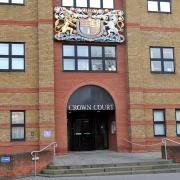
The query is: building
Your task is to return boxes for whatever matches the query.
[0,0,180,176]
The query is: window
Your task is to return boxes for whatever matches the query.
[63,45,116,72]
[62,0,114,9]
[147,0,171,13]
[0,0,24,4]
[11,111,25,141]
[153,110,166,136]
[150,47,175,73]
[176,110,180,136]
[0,43,25,71]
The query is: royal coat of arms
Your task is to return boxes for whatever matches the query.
[78,18,102,38]
[54,7,125,43]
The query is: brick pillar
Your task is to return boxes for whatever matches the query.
[37,0,55,149]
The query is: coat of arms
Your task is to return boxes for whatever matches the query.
[78,18,102,38]
[54,7,125,43]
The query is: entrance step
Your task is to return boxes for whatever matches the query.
[38,160,180,177]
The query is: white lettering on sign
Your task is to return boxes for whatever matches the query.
[68,104,114,111]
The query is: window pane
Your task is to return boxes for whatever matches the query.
[154,124,165,136]
[151,61,162,71]
[92,60,103,71]
[63,45,75,56]
[63,59,75,70]
[0,58,9,69]
[0,0,9,3]
[148,1,158,11]
[12,112,24,124]
[105,47,115,57]
[12,127,24,140]
[90,0,101,8]
[77,46,89,57]
[150,48,161,58]
[176,111,180,122]
[12,44,24,55]
[78,59,89,70]
[163,48,173,59]
[160,2,171,12]
[62,0,73,6]
[154,110,164,122]
[164,61,174,72]
[12,58,24,70]
[91,46,102,57]
[105,60,116,71]
[177,124,180,135]
[76,0,87,7]
[103,0,114,9]
[12,0,24,4]
[0,43,9,55]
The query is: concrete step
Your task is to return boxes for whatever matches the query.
[48,160,173,170]
[38,167,180,177]
[42,163,180,175]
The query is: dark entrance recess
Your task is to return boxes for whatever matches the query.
[67,85,115,151]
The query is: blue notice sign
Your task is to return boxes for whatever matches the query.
[1,156,11,163]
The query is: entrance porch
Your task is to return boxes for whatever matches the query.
[54,150,162,166]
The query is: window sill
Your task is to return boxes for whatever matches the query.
[0,3,25,6]
[0,70,25,72]
[63,70,118,73]
[151,71,175,74]
[62,6,114,10]
[11,139,25,142]
[154,135,166,137]
[147,10,171,14]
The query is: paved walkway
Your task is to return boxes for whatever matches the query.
[53,150,162,165]
[20,173,180,180]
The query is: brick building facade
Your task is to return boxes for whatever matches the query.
[0,0,180,176]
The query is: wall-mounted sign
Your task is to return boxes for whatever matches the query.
[54,7,125,43]
[43,130,52,138]
[1,156,11,163]
[68,104,115,111]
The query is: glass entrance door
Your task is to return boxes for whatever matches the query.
[71,118,94,151]
[68,111,109,151]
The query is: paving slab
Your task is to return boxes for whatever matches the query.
[53,150,162,166]
[19,173,180,180]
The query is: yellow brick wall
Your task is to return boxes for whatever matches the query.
[126,0,180,140]
[0,0,55,144]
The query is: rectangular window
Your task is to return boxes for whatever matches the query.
[0,42,25,71]
[150,47,175,73]
[11,111,25,141]
[176,110,180,136]
[153,110,166,137]
[147,0,171,13]
[62,0,114,9]
[63,45,116,72]
[0,0,24,4]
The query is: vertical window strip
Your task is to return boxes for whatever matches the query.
[11,110,25,141]
[153,109,166,137]
[176,110,180,136]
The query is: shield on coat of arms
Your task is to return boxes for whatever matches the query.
[78,18,102,38]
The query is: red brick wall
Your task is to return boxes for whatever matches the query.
[54,0,131,153]
[162,146,180,163]
[0,151,53,178]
